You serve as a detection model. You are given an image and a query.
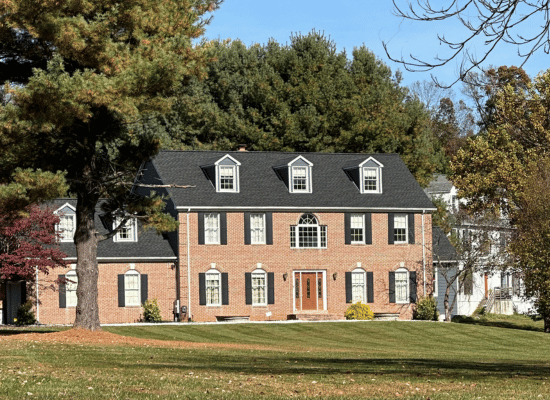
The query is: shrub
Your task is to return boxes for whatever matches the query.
[413,296,439,321]
[142,298,162,322]
[473,305,486,316]
[345,302,374,320]
[16,301,36,326]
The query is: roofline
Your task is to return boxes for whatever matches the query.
[175,206,437,212]
[64,257,177,262]
[156,149,402,156]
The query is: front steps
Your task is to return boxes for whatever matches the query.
[288,312,342,321]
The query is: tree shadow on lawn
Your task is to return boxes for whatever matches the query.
[452,316,543,332]
[0,328,60,336]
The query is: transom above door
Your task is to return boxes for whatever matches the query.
[294,270,326,312]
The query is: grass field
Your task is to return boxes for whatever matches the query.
[0,319,549,399]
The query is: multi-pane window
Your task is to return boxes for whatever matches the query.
[292,166,308,192]
[206,271,221,306]
[395,270,408,303]
[115,218,136,242]
[219,166,235,190]
[250,213,266,244]
[204,213,220,244]
[252,271,267,305]
[350,214,365,243]
[58,214,76,242]
[65,271,78,307]
[363,168,378,192]
[124,271,141,306]
[394,214,407,244]
[352,270,366,303]
[290,214,327,248]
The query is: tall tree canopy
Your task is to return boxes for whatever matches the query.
[0,0,221,330]
[161,32,447,186]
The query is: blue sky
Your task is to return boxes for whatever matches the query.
[202,1,548,91]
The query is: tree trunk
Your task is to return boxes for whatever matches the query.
[545,315,550,333]
[444,286,451,322]
[73,192,101,331]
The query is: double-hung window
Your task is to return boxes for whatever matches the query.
[350,214,365,244]
[393,214,407,244]
[58,214,76,242]
[292,166,308,192]
[219,166,235,191]
[352,269,366,303]
[206,270,221,306]
[65,271,78,307]
[252,270,267,306]
[363,167,378,192]
[124,270,141,306]
[290,213,327,248]
[395,269,409,303]
[250,213,266,244]
[204,213,220,244]
[114,218,137,242]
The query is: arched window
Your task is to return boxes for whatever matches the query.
[251,268,267,306]
[290,214,327,248]
[351,268,366,303]
[205,268,221,306]
[395,268,409,303]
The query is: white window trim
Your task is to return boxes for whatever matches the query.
[215,155,241,193]
[351,267,367,304]
[124,270,141,307]
[65,271,78,307]
[291,214,327,249]
[251,268,267,306]
[350,213,365,244]
[205,268,222,306]
[433,266,438,298]
[395,267,409,304]
[250,213,266,245]
[394,213,408,244]
[113,218,138,243]
[359,157,383,194]
[54,203,76,242]
[287,156,313,194]
[204,213,221,245]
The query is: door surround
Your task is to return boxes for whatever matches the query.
[293,270,327,312]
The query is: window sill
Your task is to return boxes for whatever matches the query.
[125,305,142,308]
[290,247,327,250]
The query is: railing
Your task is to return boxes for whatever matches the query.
[485,290,495,313]
[494,286,513,300]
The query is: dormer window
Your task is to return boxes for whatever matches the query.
[206,154,240,193]
[292,166,308,191]
[54,203,76,242]
[344,157,383,194]
[114,218,138,242]
[219,165,236,190]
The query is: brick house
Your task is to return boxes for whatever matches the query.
[7,150,436,324]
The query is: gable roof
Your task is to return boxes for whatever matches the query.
[432,226,458,262]
[50,199,177,262]
[425,173,453,196]
[141,150,436,211]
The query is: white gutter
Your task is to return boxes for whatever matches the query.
[176,206,437,212]
[187,208,192,321]
[422,211,426,297]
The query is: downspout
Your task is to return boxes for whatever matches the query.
[35,265,39,323]
[187,208,192,321]
[422,211,426,297]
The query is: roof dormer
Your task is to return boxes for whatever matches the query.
[274,155,313,193]
[54,202,76,242]
[344,156,383,194]
[202,154,241,193]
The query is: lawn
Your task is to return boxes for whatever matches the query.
[0,320,549,399]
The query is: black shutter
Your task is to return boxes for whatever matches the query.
[389,271,396,303]
[220,212,227,245]
[367,272,374,303]
[408,213,415,244]
[118,274,125,307]
[221,272,229,305]
[58,275,66,309]
[365,213,372,245]
[266,213,273,245]
[198,212,205,245]
[245,272,252,305]
[388,213,394,244]
[140,274,148,305]
[344,213,351,244]
[244,212,251,245]
[268,272,275,304]
[345,272,352,303]
[409,271,417,303]
[199,273,206,305]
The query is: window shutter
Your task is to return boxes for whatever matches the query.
[199,273,206,305]
[58,275,66,309]
[365,213,372,245]
[266,213,273,245]
[389,271,396,303]
[245,273,252,305]
[344,213,351,244]
[345,272,352,303]
[140,274,148,305]
[408,213,415,244]
[367,272,374,303]
[221,272,229,305]
[220,212,227,245]
[409,271,417,303]
[268,272,275,304]
[198,212,205,245]
[388,213,394,244]
[118,274,125,308]
[244,212,251,245]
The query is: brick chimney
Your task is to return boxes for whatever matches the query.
[238,144,247,152]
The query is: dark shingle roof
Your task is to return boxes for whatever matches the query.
[144,150,436,210]
[51,199,176,261]
[425,173,453,196]
[432,226,458,262]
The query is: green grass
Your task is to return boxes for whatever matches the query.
[1,321,549,399]
[453,312,545,332]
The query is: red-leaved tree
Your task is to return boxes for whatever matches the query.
[0,205,67,281]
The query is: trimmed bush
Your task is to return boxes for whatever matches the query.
[16,301,36,326]
[413,296,439,321]
[345,302,374,320]
[142,298,162,322]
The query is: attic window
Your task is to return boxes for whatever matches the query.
[359,157,383,194]
[54,203,76,242]
[214,155,241,193]
[288,156,313,193]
